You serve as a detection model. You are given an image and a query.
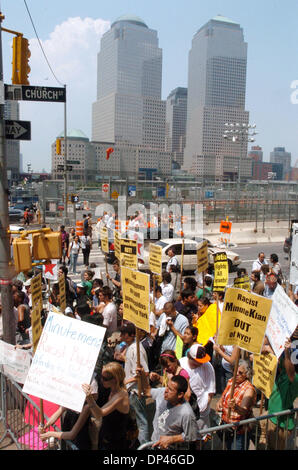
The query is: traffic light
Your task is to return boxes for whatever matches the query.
[56,138,61,155]
[71,194,79,203]
[12,35,31,85]
[32,232,62,260]
[12,238,32,273]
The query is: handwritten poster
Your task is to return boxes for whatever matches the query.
[122,267,150,332]
[266,284,298,358]
[0,341,31,384]
[253,353,278,399]
[23,312,106,412]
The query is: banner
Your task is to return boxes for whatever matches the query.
[233,275,251,292]
[266,283,298,358]
[58,274,66,312]
[23,312,106,412]
[217,288,272,354]
[120,239,138,269]
[43,260,58,281]
[197,240,209,274]
[253,353,278,399]
[0,341,31,384]
[149,243,162,276]
[127,230,144,262]
[213,252,229,292]
[100,226,109,254]
[122,267,150,332]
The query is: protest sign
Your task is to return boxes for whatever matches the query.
[43,260,58,281]
[197,241,209,274]
[127,230,144,262]
[265,283,298,358]
[114,230,121,260]
[122,266,150,332]
[149,243,162,276]
[233,275,251,292]
[217,288,272,354]
[120,239,138,269]
[31,306,42,351]
[58,274,66,312]
[253,353,278,399]
[23,312,106,412]
[213,252,229,292]
[0,340,31,384]
[31,273,42,312]
[100,226,109,254]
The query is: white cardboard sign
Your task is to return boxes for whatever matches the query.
[0,341,32,384]
[266,284,298,358]
[23,312,106,412]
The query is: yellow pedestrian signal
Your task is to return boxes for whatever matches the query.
[12,238,32,273]
[56,138,61,155]
[12,35,31,85]
[32,232,62,260]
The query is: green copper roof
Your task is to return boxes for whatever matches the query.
[111,15,148,29]
[212,15,239,25]
[57,129,89,140]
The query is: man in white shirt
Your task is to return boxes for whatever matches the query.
[179,344,216,445]
[166,247,179,273]
[251,252,268,275]
[101,286,117,337]
[120,323,150,446]
[160,272,175,302]
[154,286,168,317]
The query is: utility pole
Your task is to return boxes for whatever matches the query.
[0,9,16,344]
[63,84,69,226]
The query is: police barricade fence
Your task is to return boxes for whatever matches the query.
[137,408,298,451]
[0,372,78,450]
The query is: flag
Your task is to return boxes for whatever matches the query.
[106,147,114,160]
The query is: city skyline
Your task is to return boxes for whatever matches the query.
[1,0,298,172]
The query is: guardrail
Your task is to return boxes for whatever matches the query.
[0,373,78,450]
[137,408,298,450]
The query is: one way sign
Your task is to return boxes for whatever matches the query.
[5,120,31,140]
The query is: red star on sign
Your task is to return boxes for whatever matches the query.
[44,262,56,275]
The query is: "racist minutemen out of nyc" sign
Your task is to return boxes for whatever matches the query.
[217,288,272,354]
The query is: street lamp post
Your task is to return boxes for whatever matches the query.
[223,122,257,221]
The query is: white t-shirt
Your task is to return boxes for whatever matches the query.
[125,341,149,393]
[160,283,174,302]
[102,302,117,337]
[166,256,178,273]
[155,295,167,312]
[221,345,234,373]
[179,357,216,418]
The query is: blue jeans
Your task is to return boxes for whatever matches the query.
[225,431,250,450]
[70,253,78,273]
[129,392,149,445]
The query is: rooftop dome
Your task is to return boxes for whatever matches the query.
[57,129,89,140]
[111,14,148,29]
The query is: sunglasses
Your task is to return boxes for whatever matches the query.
[101,375,114,382]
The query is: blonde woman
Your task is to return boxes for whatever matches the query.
[82,362,130,450]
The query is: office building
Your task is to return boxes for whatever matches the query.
[165,87,188,166]
[183,15,250,179]
[270,147,291,179]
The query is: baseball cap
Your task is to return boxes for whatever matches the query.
[65,307,73,315]
[188,344,210,364]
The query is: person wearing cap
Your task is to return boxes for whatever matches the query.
[179,344,216,445]
[119,323,150,446]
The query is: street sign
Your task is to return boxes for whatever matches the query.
[5,120,31,140]
[102,183,109,193]
[66,160,80,165]
[56,165,72,171]
[111,190,119,200]
[5,84,66,102]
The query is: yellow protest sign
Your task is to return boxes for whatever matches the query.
[31,307,42,351]
[213,252,228,292]
[234,275,251,292]
[31,273,42,312]
[58,274,66,313]
[217,288,272,354]
[253,353,278,399]
[149,243,162,276]
[122,266,150,332]
[175,335,184,360]
[114,230,121,260]
[120,239,138,269]
[100,227,109,254]
[197,241,209,274]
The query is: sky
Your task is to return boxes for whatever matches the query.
[1,0,298,172]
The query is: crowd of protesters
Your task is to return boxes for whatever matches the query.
[1,218,298,451]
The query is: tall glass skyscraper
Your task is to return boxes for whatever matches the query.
[92,15,165,150]
[183,15,250,175]
[165,87,188,166]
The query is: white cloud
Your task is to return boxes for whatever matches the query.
[19,16,110,171]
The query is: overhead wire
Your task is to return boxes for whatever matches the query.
[23,0,64,86]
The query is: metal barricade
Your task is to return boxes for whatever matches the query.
[0,372,78,450]
[137,409,298,451]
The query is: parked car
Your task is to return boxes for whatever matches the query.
[283,236,292,254]
[139,238,241,273]
[9,208,24,222]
